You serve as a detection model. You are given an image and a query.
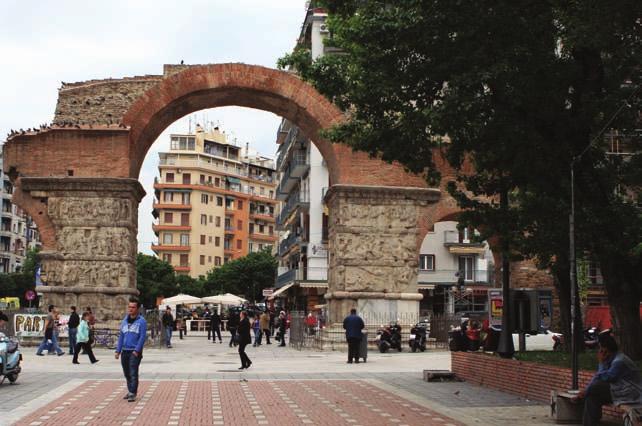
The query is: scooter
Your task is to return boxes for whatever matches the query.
[409,322,427,352]
[0,332,22,384]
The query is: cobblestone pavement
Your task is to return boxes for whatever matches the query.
[1,336,566,425]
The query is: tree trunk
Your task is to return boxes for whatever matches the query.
[553,267,572,352]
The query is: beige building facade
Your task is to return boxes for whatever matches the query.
[152,126,278,277]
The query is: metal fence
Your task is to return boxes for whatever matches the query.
[287,311,447,351]
[429,314,461,344]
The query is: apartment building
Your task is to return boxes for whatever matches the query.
[152,126,278,278]
[0,149,41,273]
[271,7,331,311]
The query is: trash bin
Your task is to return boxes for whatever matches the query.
[358,331,368,363]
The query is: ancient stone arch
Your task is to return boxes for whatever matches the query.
[4,63,442,324]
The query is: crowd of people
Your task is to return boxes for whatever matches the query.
[34,304,98,362]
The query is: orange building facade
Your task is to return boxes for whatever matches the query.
[152,126,278,277]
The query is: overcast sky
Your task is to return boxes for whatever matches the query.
[0,0,306,254]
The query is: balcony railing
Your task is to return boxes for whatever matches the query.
[276,152,309,196]
[276,266,328,287]
[418,268,495,285]
[158,156,275,183]
[277,193,310,226]
[276,127,299,170]
[279,231,305,255]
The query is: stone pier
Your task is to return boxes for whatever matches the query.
[324,185,440,323]
[18,178,144,326]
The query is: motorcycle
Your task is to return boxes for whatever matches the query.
[0,331,22,384]
[376,323,403,353]
[409,321,428,352]
[552,327,607,351]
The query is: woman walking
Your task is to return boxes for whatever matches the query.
[237,311,252,370]
[73,312,99,364]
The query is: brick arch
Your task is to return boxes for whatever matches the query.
[122,63,427,188]
[11,178,57,250]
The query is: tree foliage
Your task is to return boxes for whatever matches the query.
[0,247,40,306]
[280,1,642,355]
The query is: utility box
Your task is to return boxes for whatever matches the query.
[510,289,539,334]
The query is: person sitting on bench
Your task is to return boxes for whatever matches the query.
[576,334,642,426]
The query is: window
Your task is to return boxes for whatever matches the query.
[236,239,242,250]
[180,254,189,266]
[164,212,173,224]
[208,256,212,263]
[200,214,207,225]
[200,174,205,184]
[269,190,274,198]
[210,195,213,202]
[201,194,208,204]
[249,223,254,234]
[215,256,222,266]
[181,193,190,204]
[249,186,255,195]
[258,243,263,251]
[163,233,173,244]
[458,256,475,281]
[269,225,274,235]
[162,253,172,263]
[237,220,243,230]
[170,136,196,151]
[215,216,221,227]
[419,255,435,271]
[208,236,212,243]
[249,242,254,252]
[260,187,265,195]
[200,255,205,265]
[259,224,265,233]
[163,191,174,202]
[237,200,243,210]
[200,235,206,245]
[166,172,174,183]
[181,213,189,226]
[182,173,191,185]
[209,215,213,223]
[216,196,223,206]
[215,177,220,187]
[180,234,190,246]
[215,236,220,247]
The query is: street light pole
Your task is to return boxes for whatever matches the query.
[569,158,579,390]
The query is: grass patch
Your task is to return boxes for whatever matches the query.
[514,351,642,372]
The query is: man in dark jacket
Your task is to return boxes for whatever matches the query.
[237,311,252,369]
[210,310,222,343]
[67,306,80,355]
[343,308,365,364]
[161,306,174,348]
[227,310,239,347]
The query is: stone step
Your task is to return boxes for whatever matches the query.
[423,369,457,382]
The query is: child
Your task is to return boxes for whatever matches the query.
[72,312,99,364]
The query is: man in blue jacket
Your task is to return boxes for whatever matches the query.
[115,297,147,402]
[343,308,365,364]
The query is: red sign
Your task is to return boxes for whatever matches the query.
[25,290,36,301]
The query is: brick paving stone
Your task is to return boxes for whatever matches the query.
[12,379,462,426]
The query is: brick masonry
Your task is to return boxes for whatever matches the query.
[451,351,622,420]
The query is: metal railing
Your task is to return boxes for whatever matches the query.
[277,192,310,225]
[418,268,495,285]
[278,231,304,255]
[275,267,328,287]
[158,156,275,183]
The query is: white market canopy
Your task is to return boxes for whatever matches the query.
[201,293,247,305]
[160,294,202,306]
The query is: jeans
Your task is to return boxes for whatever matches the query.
[36,330,64,355]
[164,326,173,347]
[210,326,221,342]
[583,381,612,426]
[229,327,237,347]
[68,328,77,354]
[238,342,251,368]
[121,350,142,396]
[73,342,96,363]
[262,329,271,344]
[254,328,262,345]
[347,336,362,362]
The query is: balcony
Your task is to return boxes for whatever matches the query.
[224,226,235,236]
[152,203,192,211]
[276,127,299,170]
[151,244,191,253]
[276,152,308,198]
[159,155,276,184]
[443,231,486,254]
[277,193,310,227]
[174,265,191,273]
[418,268,495,286]
[249,232,277,242]
[152,224,191,235]
[249,212,276,222]
[276,266,328,288]
[278,232,305,256]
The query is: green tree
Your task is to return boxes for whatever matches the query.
[279,1,642,356]
[136,253,178,309]
[0,247,40,306]
[202,250,277,302]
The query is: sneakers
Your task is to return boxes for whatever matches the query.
[123,393,132,400]
[127,394,136,402]
[91,360,100,364]
[36,353,44,356]
[57,352,65,356]
[246,361,252,369]
[72,361,80,364]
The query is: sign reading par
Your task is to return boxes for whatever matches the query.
[13,314,69,337]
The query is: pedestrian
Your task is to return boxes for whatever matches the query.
[67,306,79,355]
[269,309,275,336]
[277,311,287,347]
[342,308,365,364]
[72,312,99,364]
[36,305,64,356]
[115,297,147,403]
[228,310,239,347]
[161,306,174,348]
[0,310,7,327]
[237,310,252,370]
[252,314,261,347]
[83,306,96,354]
[575,333,642,425]
[210,309,222,343]
[260,310,271,344]
[306,312,317,336]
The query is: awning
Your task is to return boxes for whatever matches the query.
[226,176,241,184]
[418,284,435,290]
[299,282,328,289]
[268,282,295,300]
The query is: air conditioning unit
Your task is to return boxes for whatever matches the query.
[319,24,329,34]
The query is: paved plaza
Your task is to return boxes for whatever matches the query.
[2,336,558,425]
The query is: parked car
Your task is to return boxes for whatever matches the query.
[512,329,561,351]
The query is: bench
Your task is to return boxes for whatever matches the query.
[551,390,642,425]
[423,370,457,382]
